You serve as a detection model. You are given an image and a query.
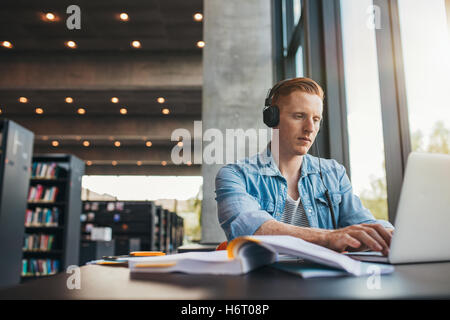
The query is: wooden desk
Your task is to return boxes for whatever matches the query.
[1,261,450,300]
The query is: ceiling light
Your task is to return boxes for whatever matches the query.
[196,41,205,48]
[66,41,77,49]
[131,40,141,48]
[162,108,170,115]
[187,161,192,166]
[86,161,92,166]
[177,141,183,147]
[137,161,142,166]
[119,13,129,21]
[119,107,127,115]
[19,97,28,103]
[112,161,118,166]
[51,140,59,147]
[0,108,3,114]
[114,141,121,147]
[83,140,90,147]
[157,97,165,104]
[45,13,56,21]
[111,97,119,103]
[2,41,13,49]
[77,108,86,115]
[65,97,73,103]
[145,141,152,147]
[35,107,44,114]
[161,161,167,166]
[193,13,203,21]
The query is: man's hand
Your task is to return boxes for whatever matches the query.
[324,223,392,256]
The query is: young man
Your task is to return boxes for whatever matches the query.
[215,77,394,256]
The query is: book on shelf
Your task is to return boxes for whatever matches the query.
[22,259,59,277]
[25,207,59,227]
[23,234,55,251]
[32,162,61,179]
[27,185,59,202]
[127,235,395,278]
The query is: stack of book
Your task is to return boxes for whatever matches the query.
[31,162,60,179]
[21,259,59,277]
[24,207,60,227]
[27,185,59,202]
[23,234,55,252]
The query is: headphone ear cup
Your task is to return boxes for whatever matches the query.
[263,106,280,127]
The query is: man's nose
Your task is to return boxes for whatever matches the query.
[303,118,315,132]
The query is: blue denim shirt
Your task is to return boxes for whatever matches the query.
[215,146,394,241]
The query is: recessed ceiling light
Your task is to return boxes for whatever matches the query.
[82,140,90,147]
[131,40,141,48]
[65,97,73,103]
[66,40,77,49]
[157,97,165,104]
[114,141,121,147]
[161,161,167,166]
[119,13,129,21]
[19,97,28,103]
[137,161,142,166]
[45,13,56,21]
[2,41,13,49]
[111,97,119,103]
[145,141,152,147]
[162,108,170,115]
[119,107,127,115]
[86,160,92,166]
[193,13,203,21]
[196,41,205,48]
[112,160,118,166]
[35,107,44,114]
[51,140,59,147]
[77,108,86,115]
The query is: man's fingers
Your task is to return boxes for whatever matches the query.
[363,223,392,247]
[343,234,361,249]
[362,226,389,255]
[349,230,383,252]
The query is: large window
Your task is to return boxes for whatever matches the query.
[340,0,388,221]
[398,0,450,155]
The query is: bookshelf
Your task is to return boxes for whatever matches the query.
[81,201,183,255]
[0,119,34,288]
[21,154,84,281]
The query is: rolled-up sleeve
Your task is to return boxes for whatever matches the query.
[215,165,275,241]
[335,161,394,229]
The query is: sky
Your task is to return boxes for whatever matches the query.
[82,0,450,201]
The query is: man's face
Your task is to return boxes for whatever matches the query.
[275,91,323,156]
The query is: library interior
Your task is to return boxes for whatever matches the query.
[0,0,449,304]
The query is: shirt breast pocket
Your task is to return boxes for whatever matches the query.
[314,193,342,225]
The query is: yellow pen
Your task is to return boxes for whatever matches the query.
[129,251,166,257]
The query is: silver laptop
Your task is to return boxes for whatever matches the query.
[345,152,450,264]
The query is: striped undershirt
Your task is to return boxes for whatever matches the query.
[280,194,310,227]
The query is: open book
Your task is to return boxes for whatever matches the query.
[128,235,394,277]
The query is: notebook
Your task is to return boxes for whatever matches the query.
[128,235,394,277]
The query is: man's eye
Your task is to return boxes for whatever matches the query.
[295,114,304,119]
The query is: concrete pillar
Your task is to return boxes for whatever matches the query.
[201,0,274,243]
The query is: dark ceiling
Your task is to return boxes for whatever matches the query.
[0,0,203,52]
[0,0,203,175]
